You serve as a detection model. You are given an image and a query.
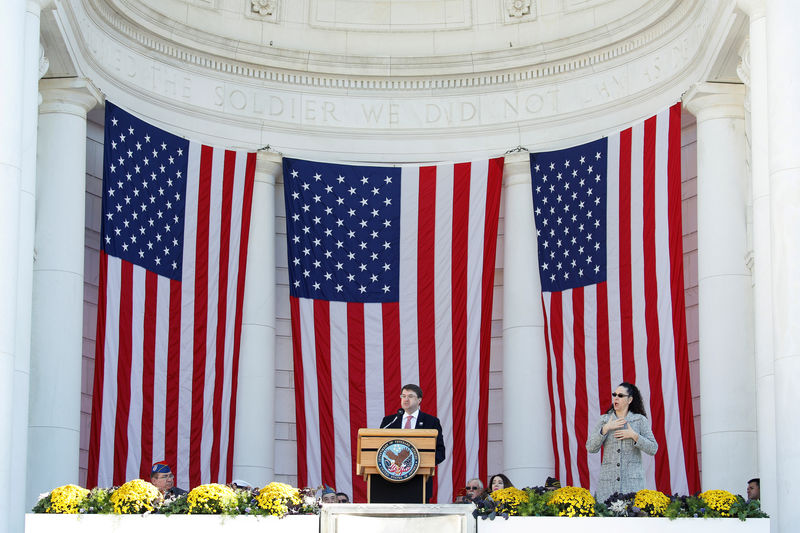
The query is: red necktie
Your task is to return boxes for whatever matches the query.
[404,415,412,429]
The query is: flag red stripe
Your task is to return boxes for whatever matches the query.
[226,151,256,481]
[642,115,672,493]
[450,162,470,493]
[347,303,368,503]
[290,296,308,487]
[666,103,700,493]
[209,150,236,482]
[549,292,573,486]
[617,128,636,384]
[572,288,590,487]
[314,300,335,487]
[139,270,158,479]
[596,282,611,413]
[479,158,504,483]
[541,296,560,477]
[87,251,109,488]
[382,303,401,417]
[113,260,134,485]
[190,144,214,487]
[417,166,438,413]
[165,279,181,476]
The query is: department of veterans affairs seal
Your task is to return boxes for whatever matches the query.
[376,439,420,482]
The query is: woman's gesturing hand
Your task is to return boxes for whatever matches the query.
[601,417,626,435]
[613,428,639,442]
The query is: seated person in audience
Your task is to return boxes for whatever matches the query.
[336,492,350,503]
[320,486,338,504]
[747,478,760,502]
[150,461,187,496]
[488,473,514,493]
[464,478,485,501]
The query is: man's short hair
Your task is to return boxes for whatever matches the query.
[401,383,423,399]
[748,478,760,486]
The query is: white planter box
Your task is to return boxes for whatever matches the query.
[25,513,320,533]
[477,516,770,533]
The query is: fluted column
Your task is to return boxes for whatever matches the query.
[766,1,800,531]
[232,151,280,485]
[26,78,100,506]
[10,1,49,530]
[501,151,553,487]
[737,0,776,517]
[684,82,757,493]
[0,1,28,531]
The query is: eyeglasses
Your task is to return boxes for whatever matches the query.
[400,394,418,399]
[611,393,629,398]
[465,485,481,490]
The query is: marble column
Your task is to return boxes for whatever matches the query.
[0,1,28,530]
[684,83,757,493]
[766,1,800,530]
[26,79,100,507]
[501,151,553,487]
[233,151,280,485]
[11,1,49,530]
[737,0,776,517]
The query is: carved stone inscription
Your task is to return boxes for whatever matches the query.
[75,0,710,133]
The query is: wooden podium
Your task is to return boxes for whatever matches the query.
[356,428,438,503]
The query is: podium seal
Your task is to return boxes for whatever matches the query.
[376,439,420,482]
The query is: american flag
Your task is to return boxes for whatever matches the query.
[531,103,700,496]
[87,102,256,489]
[284,157,503,503]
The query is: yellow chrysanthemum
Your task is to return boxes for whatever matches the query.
[186,483,238,514]
[110,479,161,514]
[490,487,529,515]
[547,486,596,517]
[255,482,301,517]
[46,485,90,514]
[634,489,671,517]
[699,489,737,517]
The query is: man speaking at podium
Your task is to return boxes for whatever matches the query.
[380,384,446,501]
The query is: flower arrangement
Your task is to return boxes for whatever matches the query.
[110,479,161,514]
[489,487,529,516]
[186,484,238,514]
[255,482,302,517]
[633,489,671,517]
[39,485,89,514]
[546,486,596,517]
[699,489,737,517]
[598,492,637,517]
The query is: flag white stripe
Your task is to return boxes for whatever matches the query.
[399,166,420,386]
[126,266,146,480]
[329,301,351,497]
[152,275,170,466]
[364,304,385,430]
[99,257,122,487]
[583,285,601,490]
[201,147,225,484]
[298,297,321,486]
[605,133,624,389]
[465,161,487,479]
[433,163,455,501]
[560,289,580,485]
[176,142,201,489]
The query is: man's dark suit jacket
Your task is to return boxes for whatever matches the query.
[379,410,446,464]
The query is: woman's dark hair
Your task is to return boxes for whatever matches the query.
[488,473,514,490]
[606,382,648,417]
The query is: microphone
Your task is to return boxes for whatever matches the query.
[381,408,405,429]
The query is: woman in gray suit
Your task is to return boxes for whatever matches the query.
[586,382,658,504]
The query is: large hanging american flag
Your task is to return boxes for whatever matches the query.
[531,103,700,496]
[284,157,503,503]
[87,102,256,489]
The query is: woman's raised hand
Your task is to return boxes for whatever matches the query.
[601,417,626,435]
